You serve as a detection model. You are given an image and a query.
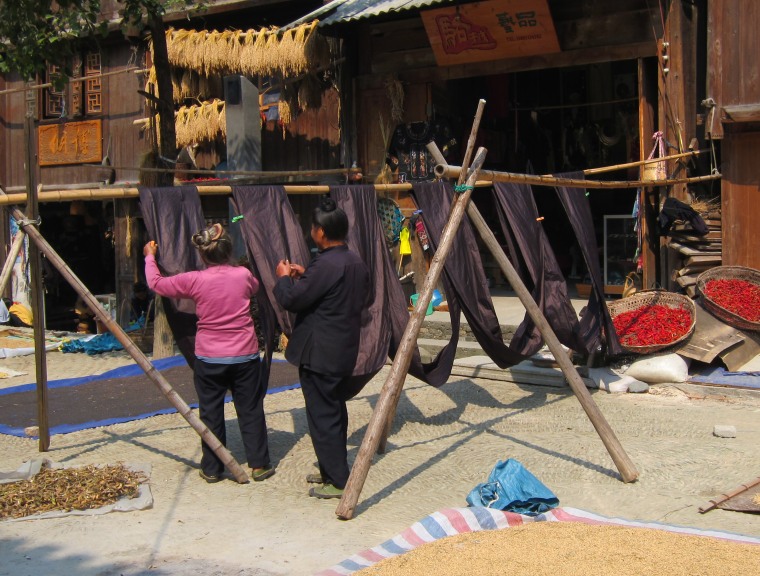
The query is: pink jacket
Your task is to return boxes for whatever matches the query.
[145,254,259,358]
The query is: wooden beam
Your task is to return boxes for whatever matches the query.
[721,104,760,123]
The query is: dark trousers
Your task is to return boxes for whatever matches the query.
[299,367,365,489]
[194,358,270,476]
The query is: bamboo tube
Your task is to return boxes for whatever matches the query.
[699,476,760,514]
[0,183,437,205]
[8,206,251,484]
[0,230,26,296]
[336,100,488,520]
[436,164,722,189]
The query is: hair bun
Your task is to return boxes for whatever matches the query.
[320,198,337,212]
[192,223,224,248]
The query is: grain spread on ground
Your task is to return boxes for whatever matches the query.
[355,521,760,576]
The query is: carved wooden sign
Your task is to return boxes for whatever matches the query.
[38,119,102,166]
[421,0,560,66]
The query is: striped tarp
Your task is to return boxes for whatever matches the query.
[315,506,760,575]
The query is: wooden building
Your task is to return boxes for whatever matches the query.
[1,0,758,330]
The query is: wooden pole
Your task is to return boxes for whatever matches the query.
[23,87,50,452]
[335,102,488,521]
[699,476,760,514]
[8,206,251,484]
[376,100,487,454]
[429,142,639,485]
[0,230,26,296]
[435,164,721,189]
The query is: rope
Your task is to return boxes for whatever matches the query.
[454,184,474,194]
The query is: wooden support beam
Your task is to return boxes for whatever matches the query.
[336,100,489,520]
[7,204,251,484]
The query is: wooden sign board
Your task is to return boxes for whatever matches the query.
[38,119,102,166]
[421,0,560,66]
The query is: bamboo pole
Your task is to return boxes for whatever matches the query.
[84,164,363,179]
[0,67,144,96]
[699,476,760,514]
[335,101,488,520]
[7,205,251,484]
[583,148,707,175]
[0,183,437,205]
[436,164,721,189]
[428,144,639,484]
[0,230,26,296]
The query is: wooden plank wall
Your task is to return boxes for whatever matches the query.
[722,132,760,268]
[707,0,760,139]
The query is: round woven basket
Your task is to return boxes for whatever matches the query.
[696,266,760,331]
[607,290,696,355]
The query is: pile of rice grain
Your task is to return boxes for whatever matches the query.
[356,521,760,576]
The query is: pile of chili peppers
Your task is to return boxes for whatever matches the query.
[703,278,760,322]
[612,304,692,348]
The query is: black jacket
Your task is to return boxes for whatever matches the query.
[273,245,370,376]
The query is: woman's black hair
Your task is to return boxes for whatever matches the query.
[312,197,348,241]
[191,223,233,265]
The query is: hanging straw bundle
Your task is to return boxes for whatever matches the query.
[303,22,332,72]
[175,99,227,148]
[298,74,323,111]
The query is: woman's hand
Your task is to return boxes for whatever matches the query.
[288,263,305,279]
[143,241,158,257]
[275,259,291,278]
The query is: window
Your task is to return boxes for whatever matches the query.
[43,50,102,120]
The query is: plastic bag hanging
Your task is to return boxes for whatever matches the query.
[642,131,667,182]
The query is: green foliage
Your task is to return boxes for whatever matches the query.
[0,0,201,82]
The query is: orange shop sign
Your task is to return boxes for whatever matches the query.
[38,119,102,166]
[421,0,560,66]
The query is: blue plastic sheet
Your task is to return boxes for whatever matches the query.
[61,333,124,355]
[466,458,559,516]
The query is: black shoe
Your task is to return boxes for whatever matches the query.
[305,473,324,484]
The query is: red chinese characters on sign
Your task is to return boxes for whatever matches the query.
[436,14,497,54]
[422,0,560,66]
[38,120,102,166]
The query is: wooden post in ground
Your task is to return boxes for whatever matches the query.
[376,100,487,455]
[428,143,639,484]
[9,206,251,484]
[335,101,489,521]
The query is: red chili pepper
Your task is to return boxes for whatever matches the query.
[703,279,760,322]
[612,304,692,348]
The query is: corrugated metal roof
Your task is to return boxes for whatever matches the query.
[283,0,454,30]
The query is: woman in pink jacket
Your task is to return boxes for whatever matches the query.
[144,223,273,483]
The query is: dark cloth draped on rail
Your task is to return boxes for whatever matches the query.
[492,181,589,355]
[330,186,458,387]
[138,186,206,368]
[411,181,525,368]
[231,186,311,369]
[553,174,622,356]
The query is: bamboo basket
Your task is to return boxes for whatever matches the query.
[607,290,696,354]
[696,266,760,331]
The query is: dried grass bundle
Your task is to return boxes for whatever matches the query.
[0,463,145,520]
[690,197,721,216]
[175,99,227,147]
[303,23,331,72]
[298,74,323,111]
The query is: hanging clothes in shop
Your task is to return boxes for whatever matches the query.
[553,175,622,356]
[411,182,525,368]
[491,181,589,356]
[230,185,312,365]
[139,186,206,368]
[386,119,458,183]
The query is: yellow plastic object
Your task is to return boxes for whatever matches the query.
[399,226,412,255]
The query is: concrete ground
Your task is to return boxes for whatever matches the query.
[0,293,758,576]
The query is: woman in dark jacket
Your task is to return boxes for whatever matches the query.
[273,198,370,499]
